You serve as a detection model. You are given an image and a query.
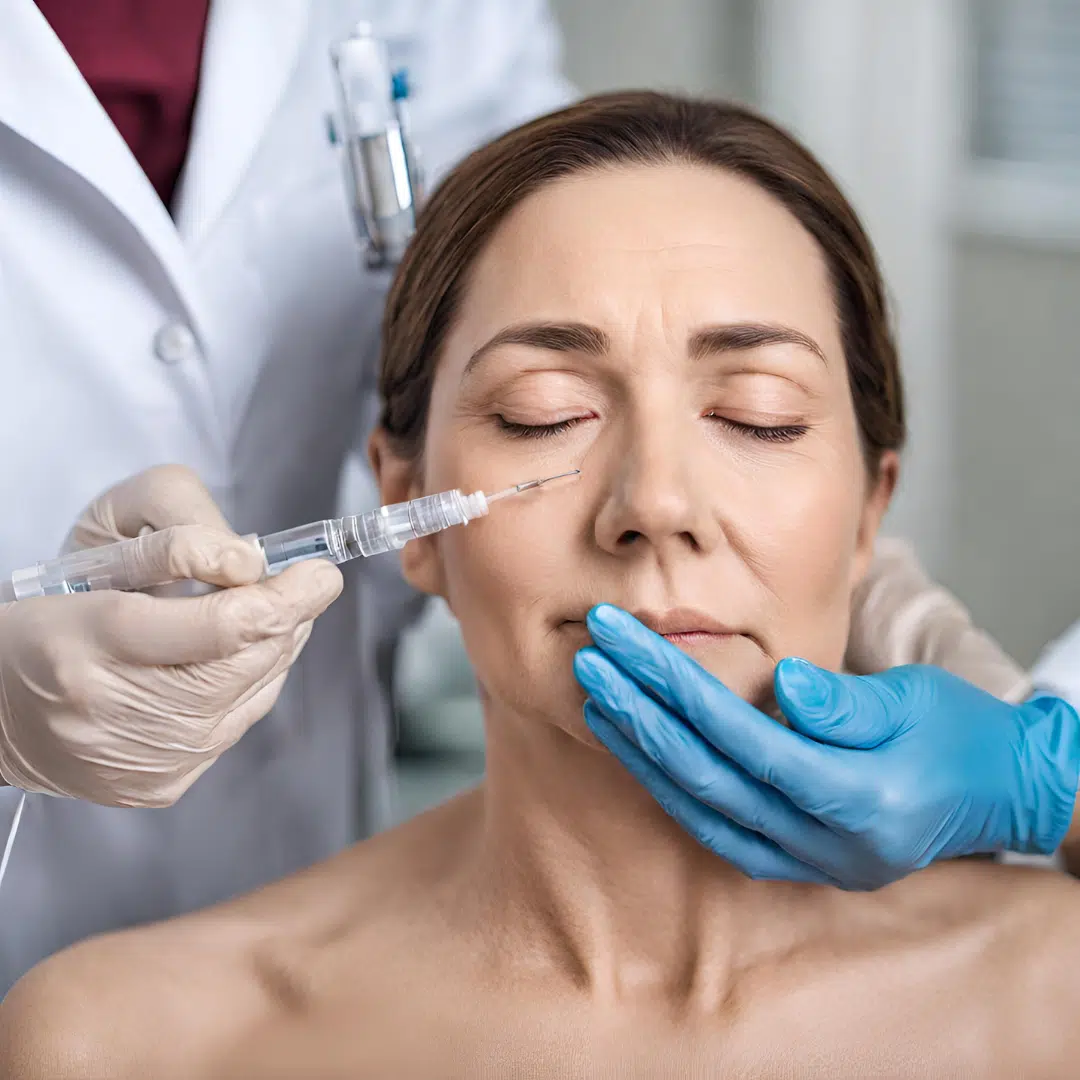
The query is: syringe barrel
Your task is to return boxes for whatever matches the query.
[345,489,488,556]
[1,532,202,600]
[257,521,349,576]
[0,489,495,601]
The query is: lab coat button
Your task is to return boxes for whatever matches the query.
[153,322,201,366]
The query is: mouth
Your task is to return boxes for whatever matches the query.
[630,608,738,643]
[560,607,740,645]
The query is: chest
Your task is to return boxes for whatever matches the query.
[214,980,1010,1080]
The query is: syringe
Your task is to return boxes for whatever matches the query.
[0,470,580,602]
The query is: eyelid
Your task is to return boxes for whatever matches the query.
[496,416,589,440]
[704,411,809,443]
[496,409,595,426]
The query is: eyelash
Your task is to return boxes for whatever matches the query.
[496,416,585,440]
[705,414,809,443]
[496,415,808,443]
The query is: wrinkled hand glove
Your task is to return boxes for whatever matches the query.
[575,604,1080,890]
[0,466,343,807]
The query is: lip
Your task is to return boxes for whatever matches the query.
[630,608,737,638]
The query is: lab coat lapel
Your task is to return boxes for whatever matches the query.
[174,1,312,248]
[0,1,211,335]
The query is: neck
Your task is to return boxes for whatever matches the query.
[465,701,814,1008]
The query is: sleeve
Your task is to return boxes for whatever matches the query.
[844,537,1033,704]
[1030,620,1080,710]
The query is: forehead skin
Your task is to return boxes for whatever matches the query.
[439,162,846,388]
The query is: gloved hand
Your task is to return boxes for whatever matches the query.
[574,604,1080,890]
[0,466,343,807]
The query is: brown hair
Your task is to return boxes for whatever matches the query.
[379,91,905,472]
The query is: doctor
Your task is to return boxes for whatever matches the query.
[0,0,573,994]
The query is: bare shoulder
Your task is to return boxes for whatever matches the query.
[0,844,370,1080]
[901,861,1080,1077]
[0,792,481,1080]
[986,865,1080,1073]
[0,902,271,1080]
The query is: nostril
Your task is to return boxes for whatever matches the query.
[681,530,701,553]
[617,530,643,546]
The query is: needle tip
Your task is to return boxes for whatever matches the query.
[537,468,581,485]
[484,468,581,504]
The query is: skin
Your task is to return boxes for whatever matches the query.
[3,163,1080,1080]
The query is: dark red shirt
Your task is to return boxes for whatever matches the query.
[37,1,211,210]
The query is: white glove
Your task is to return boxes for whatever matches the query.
[846,537,1031,704]
[0,466,343,807]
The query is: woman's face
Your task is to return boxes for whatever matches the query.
[374,163,896,731]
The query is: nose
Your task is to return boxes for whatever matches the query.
[593,405,723,561]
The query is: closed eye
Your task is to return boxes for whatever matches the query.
[496,416,589,439]
[706,414,809,443]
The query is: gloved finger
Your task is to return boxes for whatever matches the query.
[577,651,845,871]
[585,703,838,885]
[131,735,260,808]
[259,560,344,623]
[93,560,341,666]
[107,464,234,535]
[157,616,313,723]
[207,668,291,753]
[205,621,315,744]
[121,524,267,589]
[774,658,905,749]
[149,754,221,808]
[580,610,846,794]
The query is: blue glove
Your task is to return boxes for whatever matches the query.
[574,603,1080,890]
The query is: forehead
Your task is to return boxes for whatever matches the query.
[450,163,842,357]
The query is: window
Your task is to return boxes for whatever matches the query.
[956,0,1080,244]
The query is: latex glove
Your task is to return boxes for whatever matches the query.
[575,604,1080,890]
[0,466,343,807]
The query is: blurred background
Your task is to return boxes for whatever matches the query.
[393,0,1080,821]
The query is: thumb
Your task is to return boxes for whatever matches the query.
[774,659,904,749]
[122,525,267,589]
[101,464,234,535]
[66,464,234,551]
[95,559,343,666]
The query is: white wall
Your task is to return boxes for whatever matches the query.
[549,0,754,100]
[756,0,962,578]
[949,237,1080,665]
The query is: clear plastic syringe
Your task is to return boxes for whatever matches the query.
[0,470,580,602]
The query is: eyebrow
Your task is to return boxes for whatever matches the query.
[461,319,827,380]
[688,323,828,366]
[463,322,610,379]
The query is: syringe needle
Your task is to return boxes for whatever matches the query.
[485,468,581,503]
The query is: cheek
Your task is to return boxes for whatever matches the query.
[738,448,866,667]
[435,500,579,712]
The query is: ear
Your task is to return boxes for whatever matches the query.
[851,450,899,587]
[368,428,447,599]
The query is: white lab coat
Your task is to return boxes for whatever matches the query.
[0,0,573,993]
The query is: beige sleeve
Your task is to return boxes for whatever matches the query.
[844,538,1032,704]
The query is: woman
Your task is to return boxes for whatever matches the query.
[3,92,1078,1080]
